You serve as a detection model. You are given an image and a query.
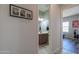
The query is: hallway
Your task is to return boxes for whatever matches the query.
[0,4,79,54]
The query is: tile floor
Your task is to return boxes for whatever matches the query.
[38,44,50,54]
[39,38,79,54]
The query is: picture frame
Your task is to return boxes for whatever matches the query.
[9,4,33,20]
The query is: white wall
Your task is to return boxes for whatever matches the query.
[0,4,38,54]
[49,5,62,53]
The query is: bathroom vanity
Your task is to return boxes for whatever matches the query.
[39,32,48,45]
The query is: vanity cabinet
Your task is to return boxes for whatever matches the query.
[39,33,48,45]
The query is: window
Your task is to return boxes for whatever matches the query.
[63,22,69,32]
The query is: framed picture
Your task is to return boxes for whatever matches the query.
[20,9,25,17]
[9,4,33,20]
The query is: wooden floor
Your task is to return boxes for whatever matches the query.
[39,38,79,54]
[61,38,77,54]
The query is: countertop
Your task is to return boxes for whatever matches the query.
[38,31,48,34]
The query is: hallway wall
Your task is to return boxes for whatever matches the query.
[49,5,62,53]
[0,4,38,54]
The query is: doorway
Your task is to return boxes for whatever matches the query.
[38,4,50,54]
[61,5,79,54]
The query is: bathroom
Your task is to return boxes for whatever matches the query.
[38,4,50,53]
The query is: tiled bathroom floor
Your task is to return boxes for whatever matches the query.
[38,44,50,54]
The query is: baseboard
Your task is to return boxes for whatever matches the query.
[0,51,9,54]
[54,47,62,54]
[49,48,61,54]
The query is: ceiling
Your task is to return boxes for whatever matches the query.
[38,4,49,18]
[63,5,79,17]
[38,4,49,12]
[61,4,79,10]
[38,4,79,18]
